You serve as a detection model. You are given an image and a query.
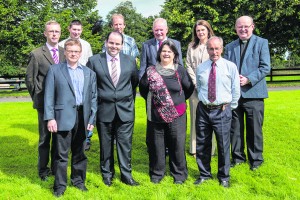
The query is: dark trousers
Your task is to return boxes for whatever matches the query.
[53,108,87,192]
[147,114,188,182]
[196,102,231,181]
[97,113,134,180]
[37,109,55,178]
[230,98,264,166]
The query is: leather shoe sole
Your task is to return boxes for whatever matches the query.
[121,178,140,186]
[194,178,211,185]
[219,180,230,188]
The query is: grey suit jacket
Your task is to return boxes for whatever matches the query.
[224,34,271,98]
[139,38,183,79]
[26,44,65,110]
[87,52,139,123]
[44,62,97,132]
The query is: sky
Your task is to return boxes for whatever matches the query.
[96,0,165,19]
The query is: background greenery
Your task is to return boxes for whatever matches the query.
[0,0,299,76]
[0,90,299,199]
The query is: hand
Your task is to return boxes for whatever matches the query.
[87,124,94,131]
[47,119,57,133]
[239,75,250,86]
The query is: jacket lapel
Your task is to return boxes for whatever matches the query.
[61,63,76,95]
[100,54,115,87]
[82,67,90,101]
[150,39,157,60]
[233,40,241,71]
[42,45,55,65]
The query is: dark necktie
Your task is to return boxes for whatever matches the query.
[208,62,216,103]
[158,40,162,48]
[51,48,59,64]
[111,58,118,87]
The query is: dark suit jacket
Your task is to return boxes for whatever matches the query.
[139,38,183,79]
[44,62,97,132]
[87,52,139,123]
[224,34,271,98]
[26,44,65,110]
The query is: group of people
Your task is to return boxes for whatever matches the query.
[25,13,270,197]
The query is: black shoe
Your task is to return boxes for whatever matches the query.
[230,161,245,168]
[121,178,139,186]
[250,163,263,171]
[74,184,88,191]
[174,180,184,184]
[84,141,91,151]
[150,178,162,184]
[53,190,65,197]
[219,180,230,188]
[194,178,211,185]
[40,175,49,182]
[103,177,112,186]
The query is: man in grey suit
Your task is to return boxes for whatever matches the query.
[44,39,97,197]
[139,17,183,79]
[25,20,65,181]
[87,31,139,186]
[224,16,271,170]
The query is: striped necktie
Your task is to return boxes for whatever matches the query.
[51,48,59,64]
[111,57,118,87]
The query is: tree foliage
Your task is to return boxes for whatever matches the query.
[0,0,101,74]
[160,0,300,58]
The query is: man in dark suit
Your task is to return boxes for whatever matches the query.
[87,31,139,186]
[139,17,183,79]
[44,39,97,197]
[224,16,271,170]
[25,20,65,181]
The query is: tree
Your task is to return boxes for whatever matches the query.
[0,0,101,75]
[160,0,300,58]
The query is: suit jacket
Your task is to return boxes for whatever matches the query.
[139,38,183,79]
[224,34,271,98]
[185,44,209,86]
[26,44,65,110]
[44,62,97,132]
[87,52,139,123]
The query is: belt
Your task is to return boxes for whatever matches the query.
[200,101,229,110]
[75,105,83,110]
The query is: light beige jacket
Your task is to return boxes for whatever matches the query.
[185,44,209,85]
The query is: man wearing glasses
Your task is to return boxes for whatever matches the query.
[26,20,65,182]
[224,16,271,171]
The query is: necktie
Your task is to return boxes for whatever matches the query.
[111,57,118,87]
[158,40,163,48]
[208,62,216,103]
[51,48,59,64]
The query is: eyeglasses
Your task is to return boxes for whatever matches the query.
[207,47,222,51]
[66,50,81,54]
[48,30,61,34]
[236,24,253,30]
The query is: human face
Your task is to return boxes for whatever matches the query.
[160,45,175,66]
[64,45,82,66]
[112,17,126,34]
[196,25,209,43]
[68,25,82,39]
[106,32,123,57]
[207,38,223,62]
[44,24,61,46]
[153,21,168,41]
[235,16,254,40]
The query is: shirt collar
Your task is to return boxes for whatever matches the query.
[46,43,59,51]
[106,52,120,62]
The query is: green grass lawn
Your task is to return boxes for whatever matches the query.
[0,90,300,199]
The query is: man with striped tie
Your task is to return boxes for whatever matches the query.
[87,31,139,186]
[26,20,65,182]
